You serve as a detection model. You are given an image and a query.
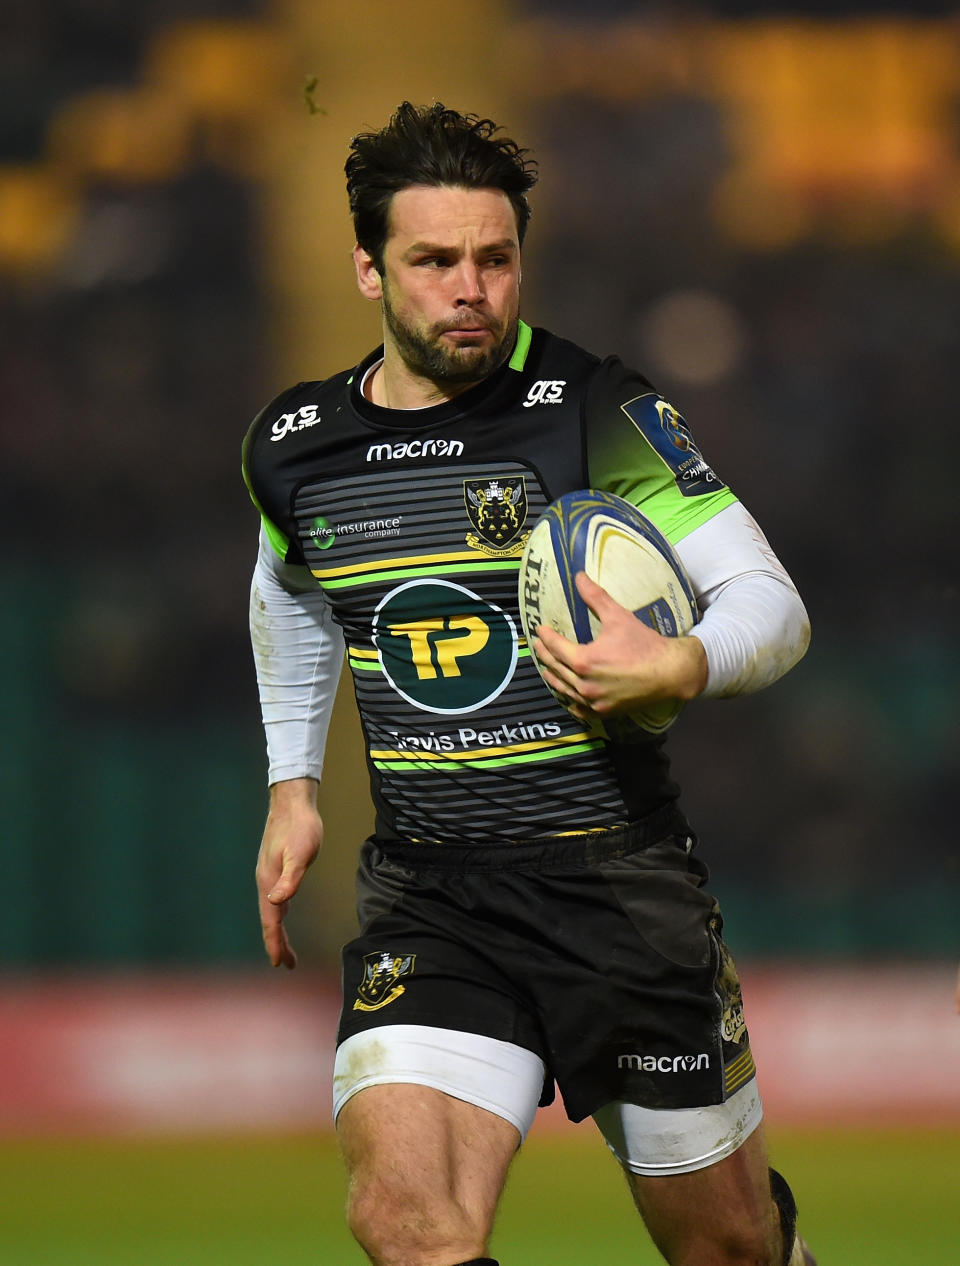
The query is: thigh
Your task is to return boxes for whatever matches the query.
[337,1083,520,1242]
[626,1123,782,1264]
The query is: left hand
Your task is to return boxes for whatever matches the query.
[532,571,708,722]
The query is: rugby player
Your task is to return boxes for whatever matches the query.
[244,101,814,1266]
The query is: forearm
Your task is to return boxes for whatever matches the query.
[675,503,810,698]
[249,530,344,783]
[689,574,809,697]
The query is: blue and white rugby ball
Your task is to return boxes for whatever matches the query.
[518,489,698,737]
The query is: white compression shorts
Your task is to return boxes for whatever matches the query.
[333,1024,764,1177]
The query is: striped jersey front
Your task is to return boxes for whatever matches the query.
[243,323,735,844]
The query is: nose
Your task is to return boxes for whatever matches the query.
[454,261,484,306]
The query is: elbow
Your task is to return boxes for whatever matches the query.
[698,586,811,698]
[755,593,811,691]
[787,594,812,672]
[796,604,812,663]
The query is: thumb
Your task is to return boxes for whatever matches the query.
[267,859,305,905]
[575,570,619,618]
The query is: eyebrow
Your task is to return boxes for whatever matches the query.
[404,238,518,257]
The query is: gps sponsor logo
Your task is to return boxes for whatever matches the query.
[310,514,402,549]
[373,580,517,715]
[523,379,565,407]
[353,951,415,1012]
[270,404,321,441]
[366,437,464,462]
[464,476,530,556]
[617,1052,711,1073]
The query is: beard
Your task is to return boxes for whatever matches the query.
[381,283,516,388]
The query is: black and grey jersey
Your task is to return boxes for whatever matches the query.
[243,322,736,844]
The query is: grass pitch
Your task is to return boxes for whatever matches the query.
[0,1127,957,1264]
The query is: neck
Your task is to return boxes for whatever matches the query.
[365,354,482,410]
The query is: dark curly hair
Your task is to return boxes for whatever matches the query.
[345,101,537,272]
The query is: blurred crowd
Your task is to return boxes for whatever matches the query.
[1,0,266,719]
[1,0,956,963]
[532,92,957,926]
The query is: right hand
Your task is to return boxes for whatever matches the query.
[255,777,323,969]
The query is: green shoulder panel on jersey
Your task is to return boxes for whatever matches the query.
[241,456,290,559]
[241,381,316,562]
[584,359,736,545]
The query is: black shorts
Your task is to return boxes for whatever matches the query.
[337,806,755,1123]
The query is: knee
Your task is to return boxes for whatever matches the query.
[347,1174,483,1266]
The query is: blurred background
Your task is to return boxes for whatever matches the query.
[0,0,957,1250]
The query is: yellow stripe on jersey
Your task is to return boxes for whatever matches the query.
[348,641,529,658]
[311,549,493,581]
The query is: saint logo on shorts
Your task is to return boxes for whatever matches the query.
[353,951,416,1012]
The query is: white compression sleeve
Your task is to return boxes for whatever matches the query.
[249,528,345,784]
[673,502,810,698]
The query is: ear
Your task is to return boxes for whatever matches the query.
[353,245,382,301]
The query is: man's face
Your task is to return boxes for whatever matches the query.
[373,185,522,388]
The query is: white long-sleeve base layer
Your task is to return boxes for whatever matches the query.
[249,501,810,784]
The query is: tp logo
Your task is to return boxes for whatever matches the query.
[373,580,517,714]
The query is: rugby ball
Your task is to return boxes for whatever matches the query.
[518,489,698,737]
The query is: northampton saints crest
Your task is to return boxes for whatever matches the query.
[464,476,530,556]
[353,951,416,1012]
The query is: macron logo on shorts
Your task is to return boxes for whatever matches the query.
[618,1052,710,1073]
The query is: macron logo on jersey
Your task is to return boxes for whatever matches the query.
[523,380,566,408]
[366,437,465,462]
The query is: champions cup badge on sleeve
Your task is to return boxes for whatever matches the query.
[654,398,692,451]
[353,951,417,1012]
[464,476,531,555]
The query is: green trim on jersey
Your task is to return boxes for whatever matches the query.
[509,320,533,371]
[585,374,738,546]
[624,484,736,546]
[242,451,291,559]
